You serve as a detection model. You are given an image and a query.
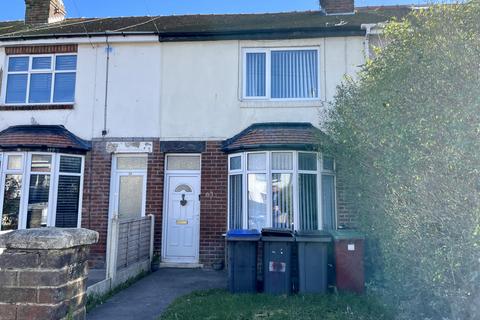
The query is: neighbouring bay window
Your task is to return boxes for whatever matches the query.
[243,47,319,100]
[0,152,84,231]
[228,151,336,231]
[4,54,77,104]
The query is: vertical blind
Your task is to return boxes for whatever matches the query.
[228,175,243,229]
[299,173,318,230]
[322,174,336,230]
[271,50,318,99]
[245,52,266,97]
[272,173,293,229]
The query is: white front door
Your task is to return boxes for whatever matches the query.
[163,175,200,263]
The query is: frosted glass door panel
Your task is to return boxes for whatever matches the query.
[118,175,143,220]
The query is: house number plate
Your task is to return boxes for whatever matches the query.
[176,220,188,225]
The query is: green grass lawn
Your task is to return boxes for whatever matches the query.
[159,289,393,320]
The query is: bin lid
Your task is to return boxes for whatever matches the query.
[295,230,332,242]
[261,228,294,237]
[226,229,261,241]
[330,229,365,240]
[261,228,295,242]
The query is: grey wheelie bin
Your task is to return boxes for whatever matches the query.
[227,229,261,293]
[262,228,295,294]
[296,230,332,294]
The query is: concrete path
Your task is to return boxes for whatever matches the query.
[87,268,227,320]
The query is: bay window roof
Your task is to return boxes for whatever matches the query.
[222,122,330,153]
[0,125,91,152]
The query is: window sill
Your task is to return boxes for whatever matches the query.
[239,99,325,109]
[0,104,74,111]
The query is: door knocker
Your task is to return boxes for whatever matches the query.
[180,194,187,206]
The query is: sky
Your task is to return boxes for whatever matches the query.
[0,0,459,21]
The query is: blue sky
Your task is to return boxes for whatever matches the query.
[1,0,458,21]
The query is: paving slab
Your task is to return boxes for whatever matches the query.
[87,268,227,320]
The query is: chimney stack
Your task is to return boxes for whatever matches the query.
[320,0,355,15]
[24,0,66,25]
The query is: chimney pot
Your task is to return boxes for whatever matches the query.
[320,0,355,15]
[24,0,66,25]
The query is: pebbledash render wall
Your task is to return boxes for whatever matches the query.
[81,138,227,268]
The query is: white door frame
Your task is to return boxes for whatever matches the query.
[161,154,202,265]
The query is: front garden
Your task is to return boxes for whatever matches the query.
[159,289,391,320]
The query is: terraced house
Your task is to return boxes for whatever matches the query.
[0,0,411,272]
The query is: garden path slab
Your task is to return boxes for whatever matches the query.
[87,268,227,320]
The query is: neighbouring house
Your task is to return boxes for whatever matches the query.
[0,0,412,270]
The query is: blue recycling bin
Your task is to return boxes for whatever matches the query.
[226,229,261,293]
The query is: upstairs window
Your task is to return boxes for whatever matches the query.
[5,54,77,104]
[243,48,319,100]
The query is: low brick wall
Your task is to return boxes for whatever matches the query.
[0,228,98,320]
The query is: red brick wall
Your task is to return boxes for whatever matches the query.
[199,141,228,267]
[5,45,78,55]
[80,138,356,269]
[336,169,356,228]
[145,141,165,255]
[81,140,112,268]
[81,138,164,268]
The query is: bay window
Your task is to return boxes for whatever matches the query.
[228,151,336,231]
[243,47,320,100]
[0,152,84,231]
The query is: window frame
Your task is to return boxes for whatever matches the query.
[2,53,77,106]
[242,47,321,102]
[0,151,84,231]
[227,150,335,231]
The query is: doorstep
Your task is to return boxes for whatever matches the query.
[160,262,204,269]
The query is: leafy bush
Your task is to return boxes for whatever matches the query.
[325,2,480,319]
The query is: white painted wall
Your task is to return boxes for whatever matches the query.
[0,36,365,140]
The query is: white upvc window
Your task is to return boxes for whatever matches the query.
[3,54,77,105]
[0,152,84,231]
[228,151,336,231]
[242,47,320,101]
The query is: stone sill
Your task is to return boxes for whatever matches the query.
[0,104,74,111]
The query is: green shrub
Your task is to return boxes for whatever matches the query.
[325,1,480,319]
